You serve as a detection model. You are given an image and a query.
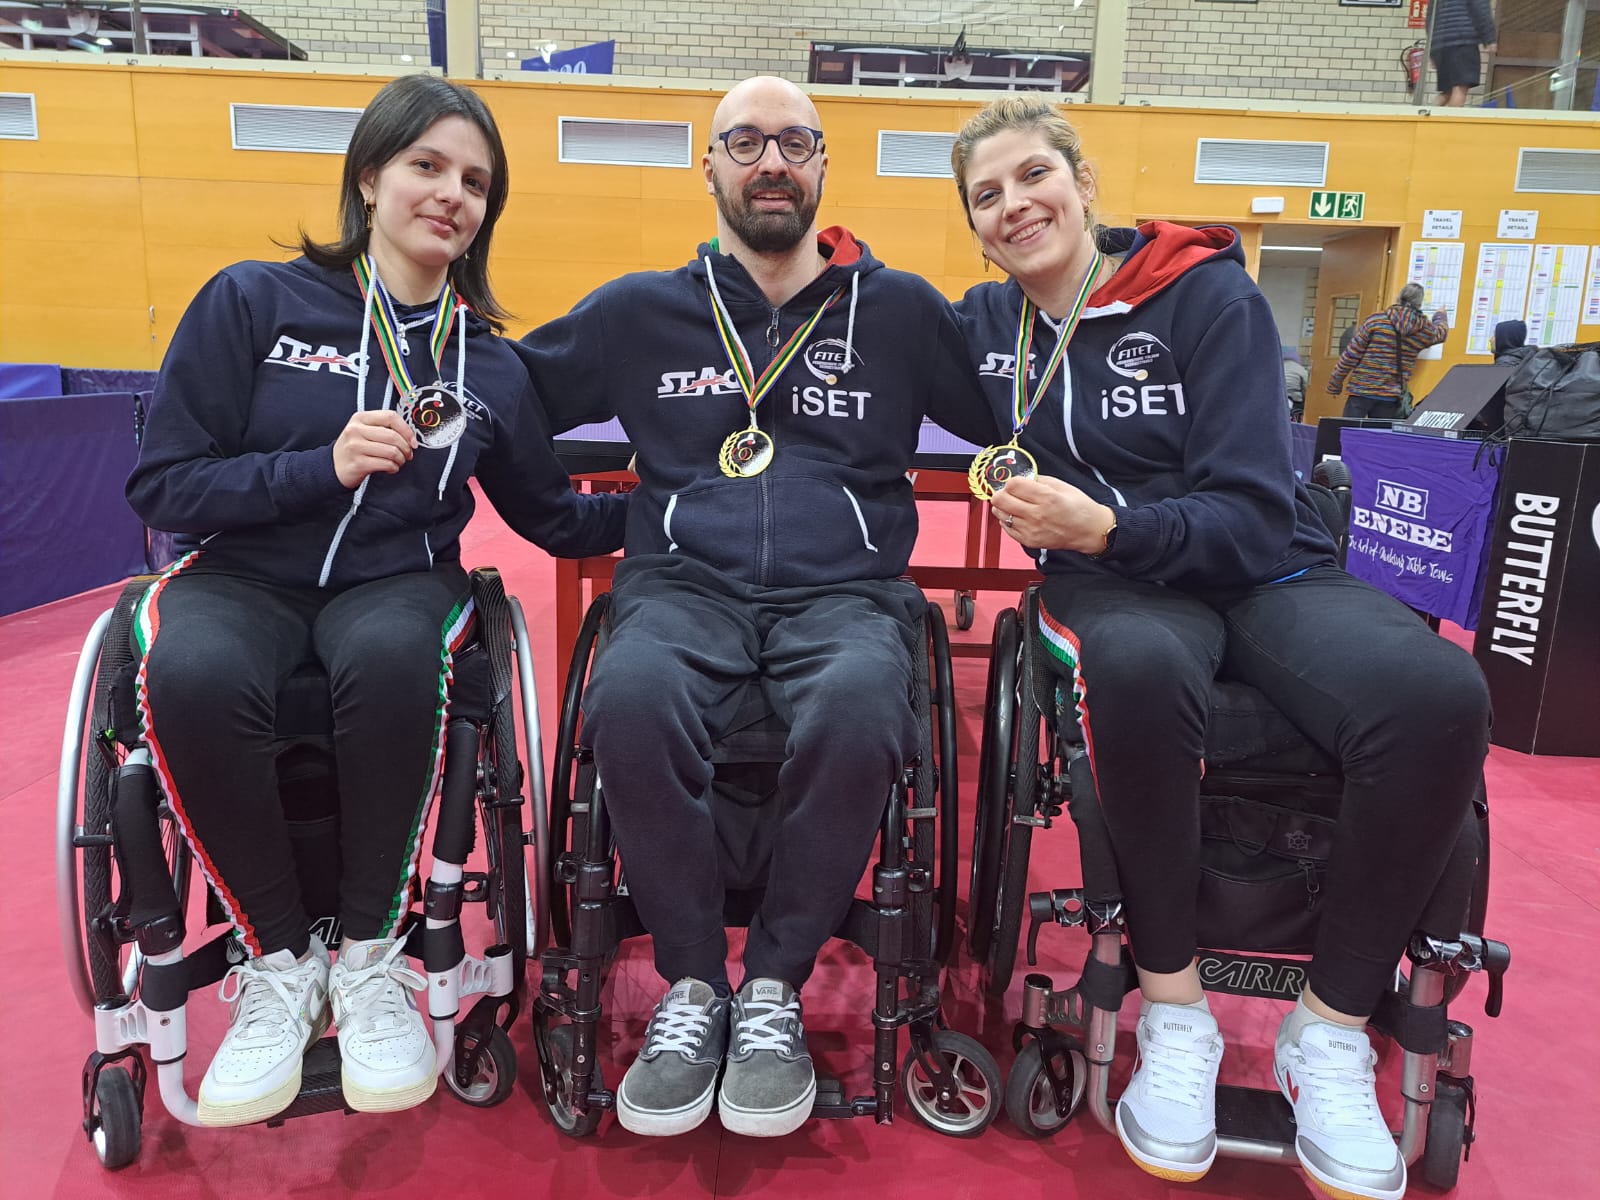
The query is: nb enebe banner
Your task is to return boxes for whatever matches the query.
[1339,429,1501,629]
[1471,439,1600,757]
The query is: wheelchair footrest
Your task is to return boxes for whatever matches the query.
[1214,1083,1297,1147]
[812,1076,877,1120]
[264,1037,351,1126]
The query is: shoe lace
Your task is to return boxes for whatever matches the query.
[332,941,426,1039]
[217,961,314,1044]
[643,1000,713,1055]
[733,996,802,1055]
[1297,1049,1386,1134]
[1139,1026,1219,1107]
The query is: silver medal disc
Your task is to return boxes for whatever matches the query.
[399,383,466,449]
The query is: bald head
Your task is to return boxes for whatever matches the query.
[711,76,820,138]
[704,75,827,259]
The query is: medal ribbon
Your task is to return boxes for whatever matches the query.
[708,281,844,418]
[1009,249,1103,435]
[352,254,461,398]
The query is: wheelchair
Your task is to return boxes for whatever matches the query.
[532,590,1002,1139]
[969,563,1510,1189]
[57,566,547,1170]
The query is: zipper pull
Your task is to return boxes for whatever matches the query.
[766,308,780,348]
[1300,861,1321,911]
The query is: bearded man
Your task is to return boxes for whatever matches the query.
[517,75,997,1138]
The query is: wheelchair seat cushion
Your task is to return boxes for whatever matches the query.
[1203,680,1340,775]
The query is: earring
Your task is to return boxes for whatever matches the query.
[982,250,992,273]
[363,201,374,230]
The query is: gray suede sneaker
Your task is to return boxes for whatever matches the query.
[615,978,729,1137]
[717,978,816,1137]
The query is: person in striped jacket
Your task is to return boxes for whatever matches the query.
[1326,284,1449,419]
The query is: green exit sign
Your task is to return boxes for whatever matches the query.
[1310,190,1365,221]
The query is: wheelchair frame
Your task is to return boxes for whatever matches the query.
[56,567,547,1169]
[531,591,1002,1139]
[972,584,1510,1190]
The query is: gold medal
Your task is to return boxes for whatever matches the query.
[968,442,1039,501]
[719,425,774,478]
[969,249,1104,501]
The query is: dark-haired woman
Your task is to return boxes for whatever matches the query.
[949,96,1489,1200]
[126,74,625,1125]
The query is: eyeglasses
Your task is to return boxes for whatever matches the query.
[713,126,825,166]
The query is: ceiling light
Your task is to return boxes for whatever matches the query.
[1260,245,1324,253]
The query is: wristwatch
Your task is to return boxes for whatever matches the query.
[1089,514,1118,560]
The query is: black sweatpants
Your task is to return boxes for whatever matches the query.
[1038,564,1491,1017]
[581,555,925,991]
[133,558,475,959]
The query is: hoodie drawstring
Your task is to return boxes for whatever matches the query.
[844,269,858,371]
[319,272,382,588]
[438,303,466,500]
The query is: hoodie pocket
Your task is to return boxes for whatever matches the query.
[767,475,915,585]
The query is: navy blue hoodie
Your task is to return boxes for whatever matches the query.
[957,223,1336,590]
[127,257,626,589]
[516,229,1001,587]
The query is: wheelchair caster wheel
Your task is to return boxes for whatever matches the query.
[1004,1039,1086,1138]
[954,591,976,631]
[900,1030,1001,1138]
[1422,1078,1473,1190]
[542,1024,603,1138]
[444,1025,517,1108]
[88,1067,142,1170]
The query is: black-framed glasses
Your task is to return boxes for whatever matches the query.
[713,126,825,166]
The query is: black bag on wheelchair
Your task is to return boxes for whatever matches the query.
[1196,777,1337,955]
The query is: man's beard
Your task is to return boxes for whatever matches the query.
[713,174,820,253]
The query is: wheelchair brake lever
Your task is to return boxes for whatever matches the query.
[1481,937,1509,1019]
[1026,892,1053,966]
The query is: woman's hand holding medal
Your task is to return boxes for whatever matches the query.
[990,474,1116,556]
[333,410,416,489]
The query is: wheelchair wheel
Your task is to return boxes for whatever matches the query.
[968,606,1020,963]
[88,1066,142,1171]
[899,1030,1001,1138]
[60,579,191,1015]
[907,602,943,961]
[979,604,1045,997]
[1422,1078,1472,1190]
[540,1024,603,1138]
[1004,1039,1086,1138]
[549,594,611,948]
[443,1025,517,1108]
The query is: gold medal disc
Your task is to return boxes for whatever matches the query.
[968,442,1038,500]
[719,426,774,479]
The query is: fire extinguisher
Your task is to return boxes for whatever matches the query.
[1402,41,1426,87]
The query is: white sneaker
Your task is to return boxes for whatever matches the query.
[197,936,331,1127]
[1114,1002,1224,1182]
[1275,1019,1405,1200]
[329,937,437,1113]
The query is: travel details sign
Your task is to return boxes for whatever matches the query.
[1339,429,1501,629]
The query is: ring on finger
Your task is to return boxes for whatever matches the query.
[1003,513,1015,529]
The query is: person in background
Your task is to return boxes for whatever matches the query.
[1429,0,1497,107]
[950,95,1490,1200]
[125,74,626,1127]
[1282,345,1309,422]
[1326,284,1449,419]
[1492,319,1528,365]
[1471,318,1531,433]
